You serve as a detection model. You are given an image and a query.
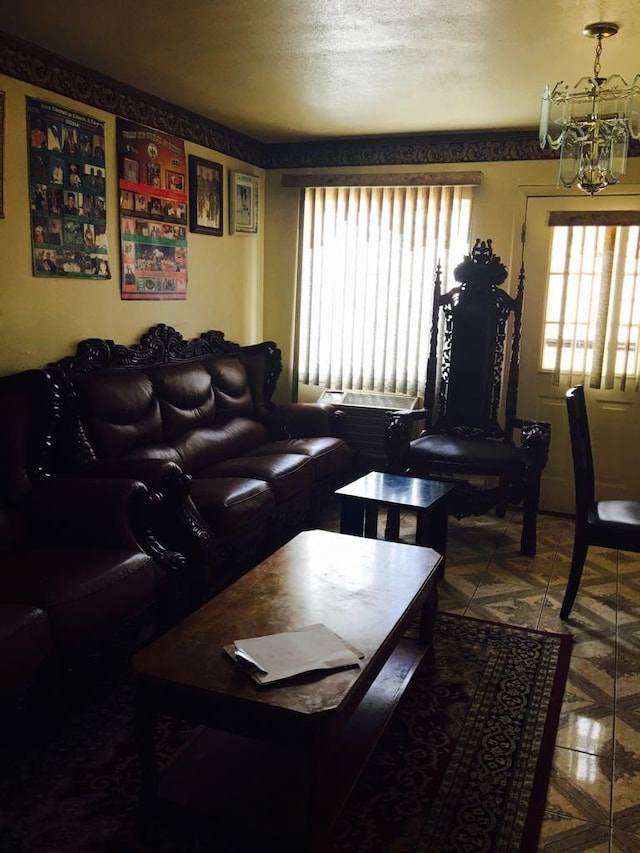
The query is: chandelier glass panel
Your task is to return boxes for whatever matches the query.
[539,22,640,196]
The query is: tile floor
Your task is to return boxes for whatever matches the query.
[319,504,640,852]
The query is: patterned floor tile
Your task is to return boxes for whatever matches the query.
[537,811,610,851]
[611,828,640,851]
[556,657,615,757]
[545,745,613,827]
[613,756,640,837]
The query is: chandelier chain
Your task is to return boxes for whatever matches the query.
[594,35,603,78]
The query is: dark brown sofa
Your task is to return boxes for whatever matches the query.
[0,368,181,707]
[50,324,355,600]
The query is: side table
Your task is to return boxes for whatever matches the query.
[336,471,456,577]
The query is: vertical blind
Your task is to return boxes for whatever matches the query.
[543,221,640,390]
[297,184,473,397]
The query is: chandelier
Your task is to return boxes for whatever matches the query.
[539,22,640,195]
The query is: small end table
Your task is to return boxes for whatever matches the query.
[336,471,457,577]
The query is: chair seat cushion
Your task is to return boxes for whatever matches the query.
[189,477,275,536]
[589,500,640,551]
[0,550,156,651]
[409,434,524,475]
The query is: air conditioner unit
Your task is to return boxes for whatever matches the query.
[318,389,420,464]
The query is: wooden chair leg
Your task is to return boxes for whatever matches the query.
[561,535,589,620]
[520,472,541,557]
[495,475,509,518]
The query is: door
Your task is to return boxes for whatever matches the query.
[518,194,640,515]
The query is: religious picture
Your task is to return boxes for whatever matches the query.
[27,98,111,278]
[117,118,188,300]
[188,155,223,236]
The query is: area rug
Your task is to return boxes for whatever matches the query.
[0,613,571,853]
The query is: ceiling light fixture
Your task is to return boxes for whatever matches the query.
[539,22,640,195]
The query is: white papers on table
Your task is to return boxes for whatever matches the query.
[225,623,363,685]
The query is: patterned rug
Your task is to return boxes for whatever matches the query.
[0,613,571,853]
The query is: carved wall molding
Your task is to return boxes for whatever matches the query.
[265,130,557,170]
[0,30,264,167]
[2,29,639,172]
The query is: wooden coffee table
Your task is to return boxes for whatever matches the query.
[133,529,441,851]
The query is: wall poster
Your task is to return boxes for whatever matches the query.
[27,98,110,278]
[117,119,188,300]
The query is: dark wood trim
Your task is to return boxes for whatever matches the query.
[266,130,563,170]
[548,210,640,227]
[2,29,639,171]
[281,171,483,188]
[0,29,265,167]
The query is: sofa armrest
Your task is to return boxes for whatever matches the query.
[26,477,149,549]
[264,402,345,439]
[66,457,188,491]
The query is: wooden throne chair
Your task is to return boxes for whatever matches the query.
[385,238,551,556]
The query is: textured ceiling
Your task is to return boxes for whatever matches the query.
[4,0,640,143]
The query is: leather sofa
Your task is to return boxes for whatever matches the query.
[50,324,355,601]
[0,369,181,708]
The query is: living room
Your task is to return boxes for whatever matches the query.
[1,4,640,850]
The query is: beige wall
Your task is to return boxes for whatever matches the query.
[0,73,265,375]
[263,158,640,402]
[3,68,640,402]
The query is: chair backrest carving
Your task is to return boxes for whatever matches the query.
[425,239,524,442]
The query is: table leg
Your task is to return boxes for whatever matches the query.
[303,730,332,853]
[416,498,449,578]
[419,581,439,665]
[134,692,159,829]
[340,496,365,537]
[364,504,379,539]
[384,505,401,541]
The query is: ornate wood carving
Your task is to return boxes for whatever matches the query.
[52,323,284,410]
[385,239,551,556]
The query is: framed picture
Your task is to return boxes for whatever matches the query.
[230,171,259,234]
[0,91,4,218]
[188,155,223,236]
[123,156,139,184]
[166,170,185,192]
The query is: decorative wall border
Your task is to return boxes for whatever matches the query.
[2,29,638,172]
[0,30,265,167]
[264,130,558,170]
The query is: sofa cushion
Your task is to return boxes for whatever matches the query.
[76,371,162,459]
[0,603,51,698]
[147,362,216,441]
[201,453,315,501]
[205,357,255,423]
[189,477,275,536]
[244,437,353,480]
[171,419,269,474]
[0,549,156,651]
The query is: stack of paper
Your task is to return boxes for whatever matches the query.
[225,623,363,685]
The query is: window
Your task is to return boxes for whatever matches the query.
[296,184,473,398]
[542,218,640,390]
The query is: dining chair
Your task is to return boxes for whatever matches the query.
[561,384,640,619]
